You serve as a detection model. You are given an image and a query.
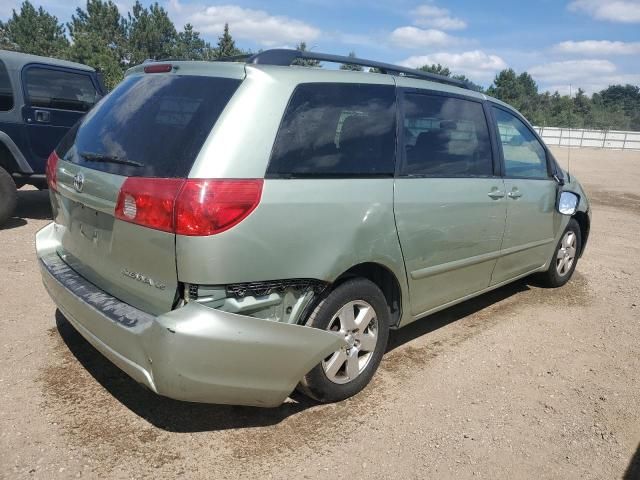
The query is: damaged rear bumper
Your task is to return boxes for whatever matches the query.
[36,223,345,407]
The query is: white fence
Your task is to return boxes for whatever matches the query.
[533,127,640,151]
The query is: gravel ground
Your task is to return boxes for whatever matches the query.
[0,147,639,480]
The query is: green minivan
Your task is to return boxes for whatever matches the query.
[36,50,590,407]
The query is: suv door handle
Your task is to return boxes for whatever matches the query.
[34,110,51,123]
[508,190,523,199]
[487,189,505,199]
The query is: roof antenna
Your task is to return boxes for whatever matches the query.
[567,83,572,181]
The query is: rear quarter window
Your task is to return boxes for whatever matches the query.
[0,60,13,111]
[267,83,396,177]
[24,66,99,112]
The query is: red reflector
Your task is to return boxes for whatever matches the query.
[175,179,263,236]
[114,178,263,236]
[46,151,59,191]
[143,64,173,74]
[115,178,183,233]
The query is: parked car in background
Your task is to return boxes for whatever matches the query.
[36,49,590,407]
[0,50,105,225]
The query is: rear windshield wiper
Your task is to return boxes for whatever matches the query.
[79,151,144,167]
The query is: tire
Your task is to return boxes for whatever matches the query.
[298,278,390,403]
[0,167,17,227]
[538,218,582,288]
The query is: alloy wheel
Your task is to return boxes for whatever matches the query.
[322,300,379,384]
[556,231,577,277]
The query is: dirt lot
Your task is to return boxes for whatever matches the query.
[1,147,639,479]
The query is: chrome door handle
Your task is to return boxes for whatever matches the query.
[488,190,505,199]
[508,190,523,199]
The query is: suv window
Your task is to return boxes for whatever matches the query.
[57,74,241,178]
[401,93,493,177]
[268,83,396,177]
[0,60,13,111]
[24,67,99,112]
[493,107,549,179]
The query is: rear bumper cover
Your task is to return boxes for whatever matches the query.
[36,223,344,407]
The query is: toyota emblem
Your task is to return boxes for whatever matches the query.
[73,172,85,193]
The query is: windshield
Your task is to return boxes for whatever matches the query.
[57,74,241,178]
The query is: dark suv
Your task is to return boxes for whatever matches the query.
[0,49,105,225]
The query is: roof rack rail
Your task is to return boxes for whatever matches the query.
[217,53,253,62]
[243,49,469,89]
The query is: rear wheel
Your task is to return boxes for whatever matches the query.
[538,218,581,287]
[298,278,390,403]
[0,167,17,227]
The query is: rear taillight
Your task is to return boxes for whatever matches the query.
[115,178,183,233]
[115,178,263,236]
[175,179,263,236]
[46,151,59,191]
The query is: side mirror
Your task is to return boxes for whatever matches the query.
[558,191,579,215]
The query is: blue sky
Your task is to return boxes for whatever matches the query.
[2,0,640,93]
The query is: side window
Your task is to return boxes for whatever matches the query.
[24,67,99,112]
[0,60,13,111]
[492,107,549,179]
[401,93,493,177]
[268,83,396,177]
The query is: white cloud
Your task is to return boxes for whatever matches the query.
[390,26,457,48]
[545,73,640,95]
[411,4,467,30]
[529,59,617,84]
[568,0,640,23]
[553,40,640,55]
[527,59,640,94]
[398,50,507,82]
[167,1,321,46]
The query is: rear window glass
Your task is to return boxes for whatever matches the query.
[24,67,99,112]
[0,60,13,111]
[401,94,493,177]
[267,83,396,177]
[57,74,241,178]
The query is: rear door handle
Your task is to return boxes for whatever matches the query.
[488,189,505,199]
[508,190,523,199]
[35,110,51,123]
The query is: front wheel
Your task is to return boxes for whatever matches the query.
[298,278,390,403]
[538,218,582,288]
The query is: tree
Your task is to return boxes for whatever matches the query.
[174,23,214,60]
[486,69,541,121]
[339,51,363,71]
[573,88,591,120]
[0,1,68,57]
[486,69,520,107]
[419,63,451,77]
[293,41,321,67]
[598,84,640,130]
[215,23,244,58]
[127,1,177,64]
[67,0,127,90]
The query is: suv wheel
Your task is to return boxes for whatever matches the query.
[298,278,390,403]
[0,167,17,226]
[538,218,582,288]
